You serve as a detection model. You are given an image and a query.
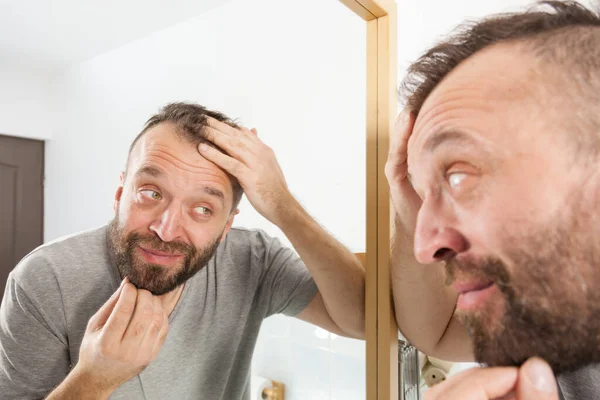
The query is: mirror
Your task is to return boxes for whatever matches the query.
[0,0,370,399]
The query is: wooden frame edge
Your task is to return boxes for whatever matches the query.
[339,1,398,400]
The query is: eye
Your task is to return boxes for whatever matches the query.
[194,206,213,216]
[447,172,467,189]
[140,189,162,200]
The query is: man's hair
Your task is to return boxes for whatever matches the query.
[126,102,243,211]
[401,1,600,121]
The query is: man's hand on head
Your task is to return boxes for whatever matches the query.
[385,109,422,240]
[424,357,559,400]
[198,117,295,226]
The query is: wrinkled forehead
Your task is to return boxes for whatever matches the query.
[129,123,199,166]
[406,45,541,175]
[128,123,233,193]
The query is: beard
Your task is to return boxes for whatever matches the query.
[107,215,222,295]
[445,206,600,375]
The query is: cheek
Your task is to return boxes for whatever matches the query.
[188,217,230,247]
[188,229,222,250]
[454,169,545,259]
[118,196,154,232]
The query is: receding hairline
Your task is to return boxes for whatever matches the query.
[125,121,184,175]
[413,28,600,167]
[429,27,598,100]
[401,0,600,115]
[124,120,228,176]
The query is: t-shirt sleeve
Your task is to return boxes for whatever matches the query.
[0,254,71,398]
[257,233,318,317]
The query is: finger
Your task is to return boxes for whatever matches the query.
[205,116,251,140]
[203,126,245,152]
[240,126,260,142]
[87,279,126,331]
[426,367,518,400]
[205,116,237,136]
[385,110,415,184]
[203,126,258,163]
[102,282,138,343]
[122,289,155,349]
[385,110,422,223]
[139,295,167,361]
[389,110,411,154]
[198,143,249,181]
[516,358,559,400]
[206,116,260,145]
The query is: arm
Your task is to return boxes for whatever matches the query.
[385,111,472,360]
[391,214,473,361]
[1,277,109,400]
[0,260,108,400]
[277,199,365,339]
[46,367,112,400]
[200,118,365,339]
[0,268,71,398]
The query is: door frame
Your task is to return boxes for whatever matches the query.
[337,2,398,400]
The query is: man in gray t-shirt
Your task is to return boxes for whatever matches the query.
[0,103,366,399]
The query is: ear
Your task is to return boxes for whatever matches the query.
[220,209,239,242]
[114,172,125,212]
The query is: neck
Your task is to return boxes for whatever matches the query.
[159,283,185,316]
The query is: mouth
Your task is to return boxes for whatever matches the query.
[454,280,496,311]
[137,245,184,265]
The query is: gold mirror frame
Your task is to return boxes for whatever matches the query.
[338,1,398,399]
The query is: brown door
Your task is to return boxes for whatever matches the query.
[0,134,44,300]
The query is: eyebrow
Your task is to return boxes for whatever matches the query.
[135,165,226,207]
[135,165,163,178]
[203,186,225,207]
[423,130,479,154]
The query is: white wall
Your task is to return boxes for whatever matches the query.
[44,0,366,399]
[0,62,57,140]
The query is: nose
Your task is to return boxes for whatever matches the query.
[149,204,185,243]
[413,197,468,264]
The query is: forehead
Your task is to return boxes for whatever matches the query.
[128,122,233,196]
[407,45,542,168]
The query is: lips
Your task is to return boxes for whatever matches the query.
[454,280,497,311]
[137,245,184,265]
[453,280,494,294]
[139,246,182,257]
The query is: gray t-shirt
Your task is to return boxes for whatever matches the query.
[0,225,318,400]
[557,364,600,400]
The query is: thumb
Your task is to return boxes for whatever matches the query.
[87,278,126,331]
[516,357,559,400]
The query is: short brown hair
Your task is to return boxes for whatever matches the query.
[126,102,243,211]
[401,1,600,116]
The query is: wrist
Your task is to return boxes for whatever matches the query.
[68,364,116,400]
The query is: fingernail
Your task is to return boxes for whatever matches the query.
[199,143,209,152]
[525,358,555,393]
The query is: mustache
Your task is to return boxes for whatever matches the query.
[127,231,196,256]
[444,256,511,289]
